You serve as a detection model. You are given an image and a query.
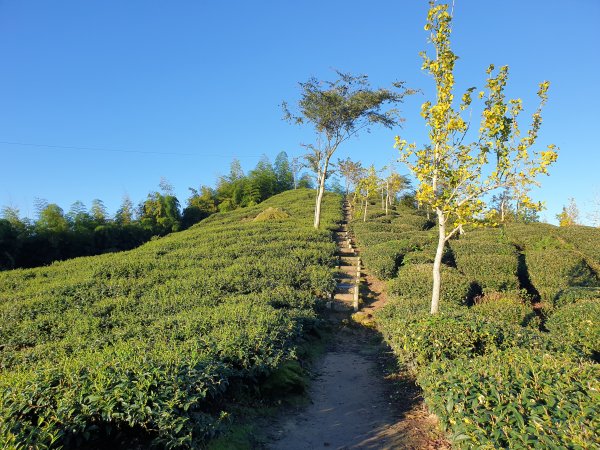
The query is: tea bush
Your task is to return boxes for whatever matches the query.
[359,239,410,279]
[470,295,541,330]
[556,225,600,267]
[546,299,600,362]
[388,264,476,308]
[0,189,342,448]
[378,305,549,373]
[418,348,600,449]
[552,286,600,308]
[356,204,600,448]
[450,234,520,294]
[525,249,598,304]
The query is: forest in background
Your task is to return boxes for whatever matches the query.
[0,151,314,270]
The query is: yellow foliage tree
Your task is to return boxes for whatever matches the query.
[396,1,558,314]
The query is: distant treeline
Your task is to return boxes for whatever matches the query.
[0,152,312,270]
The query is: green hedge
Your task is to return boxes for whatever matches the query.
[388,264,476,308]
[450,235,520,294]
[359,240,411,279]
[470,296,541,330]
[546,300,600,362]
[553,286,600,309]
[505,223,561,250]
[377,304,549,373]
[556,225,600,267]
[418,349,600,449]
[525,249,599,304]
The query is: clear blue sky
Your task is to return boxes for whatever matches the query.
[1,0,599,224]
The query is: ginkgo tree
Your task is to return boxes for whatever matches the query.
[396,1,558,314]
[356,165,380,222]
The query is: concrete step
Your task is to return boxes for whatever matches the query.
[333,292,355,303]
[336,282,356,293]
[335,273,354,282]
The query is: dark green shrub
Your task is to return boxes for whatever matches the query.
[553,286,600,308]
[418,348,600,449]
[377,304,549,373]
[556,225,600,266]
[388,264,475,307]
[451,236,520,294]
[360,240,412,279]
[525,249,599,304]
[470,295,540,329]
[546,300,600,362]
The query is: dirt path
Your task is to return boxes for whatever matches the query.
[264,202,447,450]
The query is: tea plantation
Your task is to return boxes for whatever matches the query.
[352,206,600,448]
[0,189,342,448]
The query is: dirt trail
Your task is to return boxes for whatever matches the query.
[264,202,447,450]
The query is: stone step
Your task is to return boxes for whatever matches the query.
[335,283,356,294]
[335,271,354,281]
[326,300,354,312]
[333,292,355,303]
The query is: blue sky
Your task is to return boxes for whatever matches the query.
[1,0,599,224]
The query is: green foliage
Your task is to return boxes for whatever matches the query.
[0,189,342,448]
[556,225,600,267]
[378,303,548,373]
[388,264,475,308]
[546,300,600,362]
[418,349,600,449]
[359,240,409,279]
[470,295,541,330]
[353,157,600,448]
[552,286,600,309]
[525,249,598,304]
[450,231,520,294]
[253,207,290,222]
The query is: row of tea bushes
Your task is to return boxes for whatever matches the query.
[0,189,342,448]
[504,223,600,308]
[448,229,520,295]
[354,207,599,448]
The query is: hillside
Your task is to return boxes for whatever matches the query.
[351,204,600,448]
[0,189,342,448]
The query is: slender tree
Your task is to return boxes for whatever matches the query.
[337,157,364,197]
[356,165,380,222]
[556,198,579,226]
[283,71,413,228]
[396,1,558,314]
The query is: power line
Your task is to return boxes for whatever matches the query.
[0,140,263,159]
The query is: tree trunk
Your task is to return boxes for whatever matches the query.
[500,197,506,222]
[431,209,446,314]
[363,193,368,222]
[381,188,385,210]
[385,180,390,216]
[313,157,330,229]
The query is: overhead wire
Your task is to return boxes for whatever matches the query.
[0,140,263,159]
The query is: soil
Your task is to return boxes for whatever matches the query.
[261,204,449,449]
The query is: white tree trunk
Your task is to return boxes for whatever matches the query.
[431,209,446,314]
[313,157,330,229]
[363,192,368,222]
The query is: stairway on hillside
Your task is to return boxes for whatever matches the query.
[329,200,361,311]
